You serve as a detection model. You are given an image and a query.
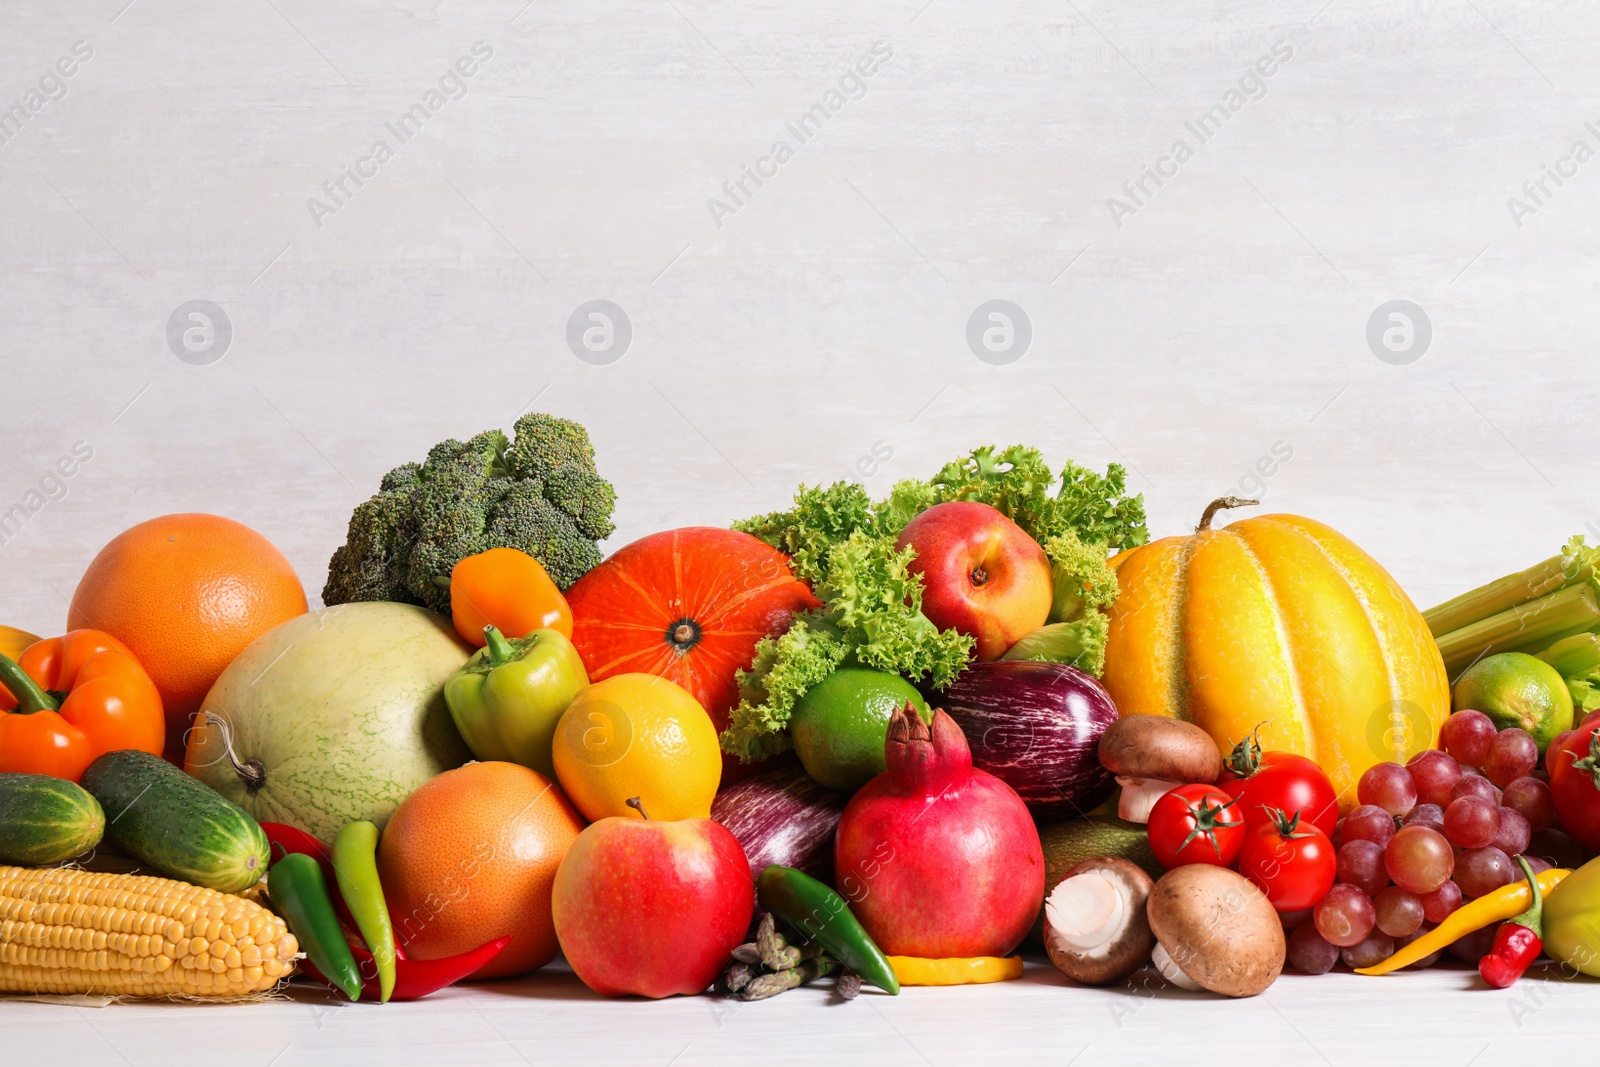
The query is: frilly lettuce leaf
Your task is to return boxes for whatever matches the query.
[723,446,1146,761]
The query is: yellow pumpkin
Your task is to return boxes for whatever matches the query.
[1102,498,1448,805]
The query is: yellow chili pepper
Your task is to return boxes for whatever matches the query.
[1356,867,1570,975]
[887,955,1024,986]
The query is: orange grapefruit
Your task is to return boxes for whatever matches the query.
[67,513,308,753]
[376,761,585,979]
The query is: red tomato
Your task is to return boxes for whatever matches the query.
[1238,808,1337,911]
[1220,750,1338,837]
[1549,720,1600,852]
[1147,784,1245,869]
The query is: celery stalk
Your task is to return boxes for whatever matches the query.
[1424,539,1598,638]
[1538,632,1600,676]
[1435,581,1600,675]
[1536,632,1600,712]
[1505,621,1600,658]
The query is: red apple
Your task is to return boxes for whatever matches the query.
[552,813,754,998]
[894,501,1052,660]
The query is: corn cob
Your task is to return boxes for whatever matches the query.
[0,865,298,997]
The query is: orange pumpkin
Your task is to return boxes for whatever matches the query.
[1102,498,1448,805]
[565,527,820,782]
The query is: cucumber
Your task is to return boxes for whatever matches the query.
[81,750,270,893]
[0,773,105,866]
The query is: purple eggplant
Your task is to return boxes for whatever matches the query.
[926,660,1118,821]
[710,766,849,882]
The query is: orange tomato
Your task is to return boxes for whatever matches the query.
[450,547,572,647]
[0,630,165,780]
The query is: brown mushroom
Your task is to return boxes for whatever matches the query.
[1146,864,1284,997]
[1042,857,1155,985]
[1098,716,1222,823]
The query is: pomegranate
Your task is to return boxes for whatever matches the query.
[835,703,1045,958]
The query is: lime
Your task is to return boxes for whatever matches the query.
[1453,652,1574,751]
[791,668,930,790]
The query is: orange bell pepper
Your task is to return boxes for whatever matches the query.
[0,630,165,781]
[450,547,572,647]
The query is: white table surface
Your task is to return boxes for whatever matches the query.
[4,0,1600,1062]
[4,959,1593,1067]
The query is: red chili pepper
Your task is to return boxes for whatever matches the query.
[263,821,336,872]
[260,821,406,960]
[299,935,511,1001]
[1480,854,1545,988]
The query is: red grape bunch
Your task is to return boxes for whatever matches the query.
[1286,710,1569,975]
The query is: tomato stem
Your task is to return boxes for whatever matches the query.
[1177,793,1240,857]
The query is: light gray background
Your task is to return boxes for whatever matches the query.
[4,0,1594,636]
[2,2,1597,1062]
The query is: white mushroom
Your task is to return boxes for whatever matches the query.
[1146,864,1285,997]
[1150,942,1202,990]
[1042,857,1155,986]
[1097,716,1223,824]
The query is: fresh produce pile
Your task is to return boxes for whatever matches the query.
[8,413,1600,1008]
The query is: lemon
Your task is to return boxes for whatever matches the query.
[552,673,722,822]
[790,668,930,790]
[1453,651,1574,751]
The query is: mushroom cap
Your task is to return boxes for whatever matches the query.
[1098,716,1221,783]
[1147,864,1284,997]
[1043,856,1156,986]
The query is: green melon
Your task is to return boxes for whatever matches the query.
[185,602,473,842]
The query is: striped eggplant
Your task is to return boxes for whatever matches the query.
[710,765,848,882]
[927,660,1118,821]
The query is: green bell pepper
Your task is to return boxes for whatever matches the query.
[1542,854,1600,976]
[443,626,588,779]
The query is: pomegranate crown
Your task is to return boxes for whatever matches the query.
[885,702,971,789]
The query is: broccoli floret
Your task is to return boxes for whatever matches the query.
[322,485,419,606]
[322,414,616,613]
[503,413,616,541]
[379,462,421,493]
[486,481,604,589]
[543,467,616,542]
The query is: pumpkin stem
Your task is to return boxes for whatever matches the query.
[667,618,702,653]
[1197,496,1260,532]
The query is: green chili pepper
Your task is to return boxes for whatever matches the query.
[332,821,396,1003]
[443,626,589,779]
[269,851,363,1001]
[756,866,899,995]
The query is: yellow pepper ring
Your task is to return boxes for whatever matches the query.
[887,955,1024,986]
